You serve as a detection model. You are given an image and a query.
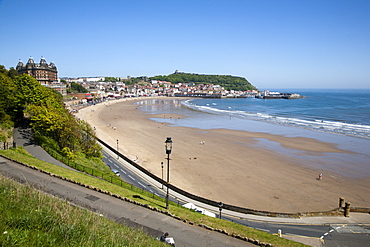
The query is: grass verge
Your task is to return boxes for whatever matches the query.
[0,175,165,247]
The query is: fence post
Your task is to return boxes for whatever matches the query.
[344,202,351,217]
[339,197,344,208]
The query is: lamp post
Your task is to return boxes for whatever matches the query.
[161,162,164,189]
[165,137,173,209]
[117,139,119,159]
[218,202,223,219]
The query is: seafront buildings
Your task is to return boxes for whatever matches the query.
[15,57,258,99]
[64,78,302,101]
[14,57,257,99]
[64,77,258,100]
[14,58,302,100]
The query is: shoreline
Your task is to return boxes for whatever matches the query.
[75,97,370,213]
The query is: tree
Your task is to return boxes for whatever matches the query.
[7,67,18,78]
[150,72,257,91]
[104,77,118,82]
[69,82,88,93]
[0,72,17,123]
[0,67,102,159]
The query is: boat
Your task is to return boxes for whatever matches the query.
[256,90,302,99]
[256,90,282,99]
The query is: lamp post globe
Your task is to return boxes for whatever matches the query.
[165,137,173,154]
[218,202,223,219]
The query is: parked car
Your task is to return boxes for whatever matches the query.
[112,169,120,176]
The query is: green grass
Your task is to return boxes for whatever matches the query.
[0,148,309,247]
[42,145,113,176]
[0,176,166,247]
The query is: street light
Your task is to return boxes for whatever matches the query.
[165,137,173,209]
[117,139,119,159]
[218,202,223,219]
[161,162,164,189]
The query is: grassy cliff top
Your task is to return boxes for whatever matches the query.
[150,72,257,91]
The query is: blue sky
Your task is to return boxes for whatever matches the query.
[0,0,369,89]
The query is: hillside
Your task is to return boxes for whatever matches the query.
[0,174,164,246]
[150,71,257,91]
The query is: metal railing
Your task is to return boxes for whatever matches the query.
[42,145,164,202]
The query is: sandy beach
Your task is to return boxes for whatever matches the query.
[75,98,370,213]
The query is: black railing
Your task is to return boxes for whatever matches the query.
[42,146,163,202]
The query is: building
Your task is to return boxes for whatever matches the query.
[16,57,66,95]
[16,57,58,85]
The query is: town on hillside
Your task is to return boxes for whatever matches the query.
[63,77,259,99]
[15,57,259,100]
[15,57,301,109]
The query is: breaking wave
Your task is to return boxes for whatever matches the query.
[182,100,370,139]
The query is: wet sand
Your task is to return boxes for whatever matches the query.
[75,98,370,213]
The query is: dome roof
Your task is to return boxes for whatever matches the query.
[27,57,35,64]
[17,59,24,67]
[40,57,48,65]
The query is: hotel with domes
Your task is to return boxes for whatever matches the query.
[16,57,58,85]
[16,57,66,95]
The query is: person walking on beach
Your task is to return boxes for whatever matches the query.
[319,173,323,180]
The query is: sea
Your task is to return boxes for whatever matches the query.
[135,89,370,178]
